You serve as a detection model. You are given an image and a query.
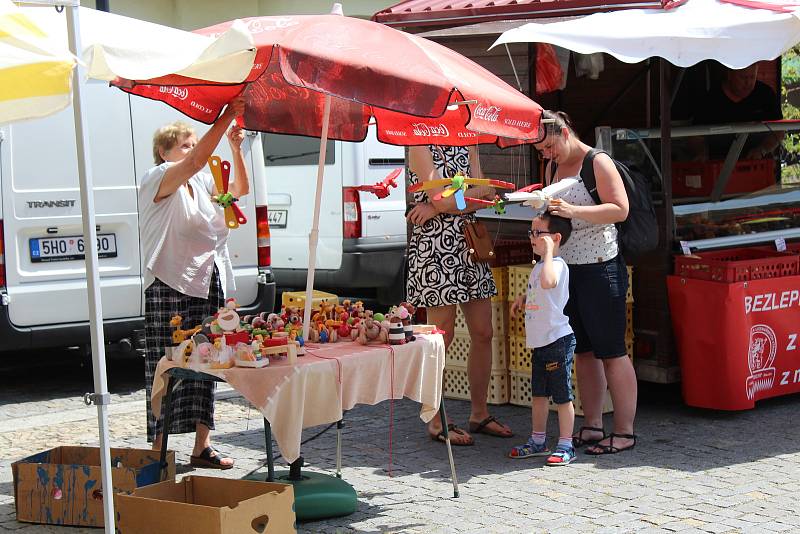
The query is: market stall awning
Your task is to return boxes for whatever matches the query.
[22,5,256,83]
[372,0,670,27]
[491,0,800,68]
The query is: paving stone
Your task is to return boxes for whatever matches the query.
[4,366,800,534]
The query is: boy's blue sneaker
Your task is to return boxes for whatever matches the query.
[546,445,576,466]
[508,437,550,459]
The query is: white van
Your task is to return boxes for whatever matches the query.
[0,79,275,353]
[263,131,408,305]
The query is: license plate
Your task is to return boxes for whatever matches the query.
[29,234,118,263]
[268,209,288,228]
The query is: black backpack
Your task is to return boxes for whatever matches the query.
[580,149,659,262]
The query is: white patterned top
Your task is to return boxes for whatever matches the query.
[552,174,619,265]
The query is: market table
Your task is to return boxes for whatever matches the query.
[150,334,459,517]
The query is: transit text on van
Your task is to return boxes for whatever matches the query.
[27,200,77,208]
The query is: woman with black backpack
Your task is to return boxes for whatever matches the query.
[536,110,638,455]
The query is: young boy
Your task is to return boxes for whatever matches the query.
[508,212,576,466]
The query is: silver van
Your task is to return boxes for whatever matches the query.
[264,130,407,304]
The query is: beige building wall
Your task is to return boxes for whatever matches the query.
[80,0,392,29]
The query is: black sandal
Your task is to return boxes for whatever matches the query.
[190,446,234,469]
[468,415,513,438]
[584,433,637,455]
[430,423,474,446]
[572,426,605,447]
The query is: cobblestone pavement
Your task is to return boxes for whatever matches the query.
[2,357,800,533]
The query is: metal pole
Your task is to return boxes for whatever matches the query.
[336,419,344,478]
[66,6,114,533]
[302,94,331,341]
[660,59,674,244]
[437,398,459,498]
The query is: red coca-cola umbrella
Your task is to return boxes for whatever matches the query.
[114,5,543,341]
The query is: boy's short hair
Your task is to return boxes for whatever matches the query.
[538,212,573,246]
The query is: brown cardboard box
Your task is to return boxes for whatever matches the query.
[11,446,175,527]
[114,476,296,534]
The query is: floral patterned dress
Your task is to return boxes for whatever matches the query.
[406,145,496,308]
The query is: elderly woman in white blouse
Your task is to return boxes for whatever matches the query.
[535,110,638,456]
[139,97,248,469]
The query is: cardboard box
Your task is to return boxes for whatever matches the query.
[115,476,296,534]
[12,446,175,527]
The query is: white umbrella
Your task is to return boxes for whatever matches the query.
[0,0,74,122]
[491,0,800,68]
[7,3,255,532]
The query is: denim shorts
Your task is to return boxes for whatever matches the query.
[531,333,576,405]
[564,255,629,359]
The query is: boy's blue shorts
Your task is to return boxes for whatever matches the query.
[531,333,576,405]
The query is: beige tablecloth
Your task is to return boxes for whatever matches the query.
[151,334,445,464]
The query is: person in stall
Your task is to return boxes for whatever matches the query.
[689,62,783,161]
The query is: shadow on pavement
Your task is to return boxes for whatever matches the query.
[214,379,800,482]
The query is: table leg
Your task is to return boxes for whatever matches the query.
[159,376,176,482]
[437,397,459,498]
[336,419,344,478]
[263,418,274,482]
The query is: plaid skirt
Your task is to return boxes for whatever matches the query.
[144,268,224,442]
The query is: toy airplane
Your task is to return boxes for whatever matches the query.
[504,178,580,210]
[408,172,516,211]
[355,168,401,199]
[209,155,247,229]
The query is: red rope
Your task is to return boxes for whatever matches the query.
[303,346,343,383]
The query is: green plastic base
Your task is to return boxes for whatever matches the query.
[243,470,357,521]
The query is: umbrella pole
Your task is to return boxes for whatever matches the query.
[302,95,332,341]
[66,7,115,533]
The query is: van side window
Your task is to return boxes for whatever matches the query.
[262,133,335,166]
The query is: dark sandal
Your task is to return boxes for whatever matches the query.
[468,415,513,438]
[190,446,234,469]
[572,426,606,447]
[584,433,637,455]
[430,423,474,446]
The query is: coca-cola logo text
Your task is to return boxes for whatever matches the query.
[474,104,501,122]
[159,86,189,101]
[411,123,449,137]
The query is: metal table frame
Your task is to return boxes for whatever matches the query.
[157,366,460,497]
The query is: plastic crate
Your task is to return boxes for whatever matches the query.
[489,240,533,268]
[454,300,507,337]
[508,336,533,373]
[672,159,775,197]
[507,264,534,301]
[444,365,509,405]
[509,369,613,415]
[445,333,508,370]
[626,302,633,341]
[491,266,509,302]
[626,266,634,304]
[674,247,799,283]
[281,290,339,310]
[507,304,526,338]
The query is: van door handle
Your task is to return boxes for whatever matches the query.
[268,194,292,206]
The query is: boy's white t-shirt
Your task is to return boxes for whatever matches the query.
[138,162,234,299]
[524,256,573,348]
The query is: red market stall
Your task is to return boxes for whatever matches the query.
[667,242,800,410]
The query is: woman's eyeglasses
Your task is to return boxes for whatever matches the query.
[528,230,552,238]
